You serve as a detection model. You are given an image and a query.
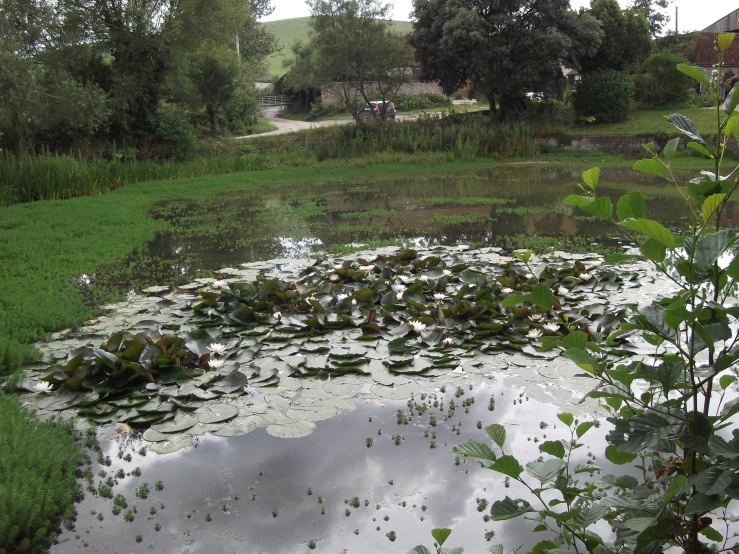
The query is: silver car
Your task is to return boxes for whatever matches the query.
[359,101,396,120]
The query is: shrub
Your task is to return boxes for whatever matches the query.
[0,396,83,553]
[573,70,634,123]
[634,53,694,107]
[155,103,197,159]
[392,93,451,111]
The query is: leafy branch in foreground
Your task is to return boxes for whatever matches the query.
[458,33,739,554]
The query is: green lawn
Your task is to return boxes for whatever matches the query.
[568,106,720,135]
[262,17,414,79]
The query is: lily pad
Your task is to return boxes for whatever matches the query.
[194,403,239,424]
[150,433,193,455]
[266,420,316,438]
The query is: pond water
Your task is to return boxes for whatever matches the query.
[37,166,734,553]
[85,166,739,298]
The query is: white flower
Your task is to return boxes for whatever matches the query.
[410,320,427,333]
[360,264,376,273]
[557,286,568,296]
[208,358,225,369]
[458,245,470,251]
[433,293,445,303]
[33,381,52,394]
[399,275,412,283]
[337,293,349,301]
[352,298,357,305]
[273,311,282,322]
[329,274,340,282]
[527,329,543,340]
[416,336,424,344]
[580,272,592,281]
[588,260,603,267]
[525,273,533,279]
[393,284,407,295]
[501,287,513,294]
[209,342,227,356]
[544,322,560,332]
[443,337,453,347]
[443,270,452,277]
[529,313,543,321]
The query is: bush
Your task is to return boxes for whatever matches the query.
[574,70,634,123]
[155,103,197,158]
[392,93,451,111]
[0,396,83,553]
[634,53,694,107]
[522,100,575,133]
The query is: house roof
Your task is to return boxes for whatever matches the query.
[692,32,739,67]
[703,8,739,34]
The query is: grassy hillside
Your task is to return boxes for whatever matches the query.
[262,17,414,79]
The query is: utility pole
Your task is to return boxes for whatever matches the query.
[235,32,240,56]
[675,6,678,34]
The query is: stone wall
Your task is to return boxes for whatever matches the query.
[540,134,739,156]
[322,82,443,103]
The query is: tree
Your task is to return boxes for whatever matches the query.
[285,0,414,121]
[578,0,651,74]
[410,0,603,122]
[629,0,671,37]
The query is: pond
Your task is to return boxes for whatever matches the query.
[25,166,725,553]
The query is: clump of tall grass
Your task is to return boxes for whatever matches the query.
[0,152,270,206]
[0,396,83,553]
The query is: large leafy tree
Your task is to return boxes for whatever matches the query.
[629,0,671,38]
[285,0,414,121]
[409,0,603,122]
[578,0,651,74]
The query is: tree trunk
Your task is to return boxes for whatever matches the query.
[207,104,218,137]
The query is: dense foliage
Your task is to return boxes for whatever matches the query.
[0,396,82,553]
[634,53,694,108]
[574,70,635,123]
[409,0,603,121]
[0,0,277,153]
[456,34,739,554]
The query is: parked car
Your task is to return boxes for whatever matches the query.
[359,100,396,120]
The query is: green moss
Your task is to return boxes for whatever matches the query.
[0,396,83,553]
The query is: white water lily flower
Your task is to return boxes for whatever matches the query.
[588,260,603,267]
[360,264,376,273]
[410,320,427,333]
[416,336,424,344]
[208,358,225,369]
[329,274,340,282]
[33,381,52,394]
[527,329,543,340]
[351,299,357,305]
[580,272,592,281]
[501,287,513,294]
[458,245,470,251]
[443,270,452,277]
[557,286,568,296]
[399,275,412,283]
[273,311,282,322]
[433,293,445,303]
[529,313,543,321]
[544,322,560,332]
[209,342,227,356]
[443,337,453,347]
[337,293,349,301]
[211,279,227,289]
[393,284,407,295]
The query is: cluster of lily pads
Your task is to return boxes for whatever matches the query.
[17,246,656,450]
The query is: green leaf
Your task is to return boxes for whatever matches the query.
[605,444,637,465]
[530,539,560,554]
[640,238,667,263]
[582,196,613,220]
[667,112,706,144]
[501,294,528,308]
[663,138,679,158]
[557,413,574,427]
[687,142,714,159]
[720,375,737,390]
[694,468,734,496]
[582,167,600,191]
[701,526,724,542]
[563,348,601,375]
[453,440,496,465]
[663,475,687,504]
[718,32,736,53]
[633,159,666,179]
[576,421,595,439]
[702,194,727,223]
[486,424,506,448]
[676,64,711,87]
[605,253,639,264]
[539,440,566,459]
[431,528,452,547]
[727,116,739,142]
[530,283,553,312]
[616,191,645,221]
[621,219,675,248]
[489,496,534,520]
[726,84,739,116]
[694,229,737,275]
[708,435,739,458]
[439,548,463,554]
[564,195,592,208]
[487,546,504,554]
[491,455,522,478]
[526,459,565,483]
[611,413,673,454]
[684,493,723,515]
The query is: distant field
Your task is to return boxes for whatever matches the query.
[262,17,414,79]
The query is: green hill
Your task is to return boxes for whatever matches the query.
[262,17,414,80]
